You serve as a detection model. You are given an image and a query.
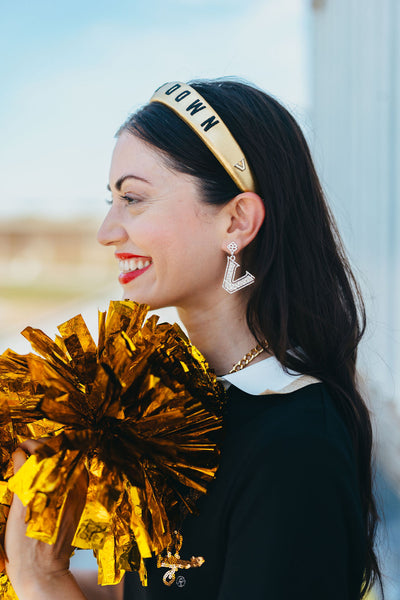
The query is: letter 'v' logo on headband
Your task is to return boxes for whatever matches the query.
[234,159,246,172]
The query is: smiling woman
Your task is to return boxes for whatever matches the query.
[4,79,383,600]
[98,130,257,332]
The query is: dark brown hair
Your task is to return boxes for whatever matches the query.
[120,78,382,598]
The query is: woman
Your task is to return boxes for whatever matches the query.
[5,79,382,599]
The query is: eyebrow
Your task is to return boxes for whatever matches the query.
[107,174,151,192]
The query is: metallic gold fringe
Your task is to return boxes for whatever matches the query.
[0,301,225,594]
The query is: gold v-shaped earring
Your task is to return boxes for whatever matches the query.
[222,242,255,294]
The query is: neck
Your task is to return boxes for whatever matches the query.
[177,295,269,376]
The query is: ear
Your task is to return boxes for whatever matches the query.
[221,192,265,252]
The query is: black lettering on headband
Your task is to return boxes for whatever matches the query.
[186,99,206,115]
[175,90,191,102]
[200,115,220,132]
[166,83,181,95]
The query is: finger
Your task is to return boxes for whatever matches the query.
[11,448,28,474]
[19,438,46,455]
[9,449,28,520]
[68,467,88,522]
[54,467,88,556]
[5,471,28,565]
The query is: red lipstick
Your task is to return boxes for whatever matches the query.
[119,266,151,285]
[116,253,152,285]
[115,253,151,260]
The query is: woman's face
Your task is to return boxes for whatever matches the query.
[98,131,227,311]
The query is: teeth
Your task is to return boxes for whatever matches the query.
[118,258,152,273]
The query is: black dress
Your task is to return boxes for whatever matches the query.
[124,382,366,599]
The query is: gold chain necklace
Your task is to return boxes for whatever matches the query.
[228,341,268,374]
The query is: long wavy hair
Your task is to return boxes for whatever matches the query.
[119,78,382,598]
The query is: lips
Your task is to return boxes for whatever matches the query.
[115,253,147,260]
[115,253,152,285]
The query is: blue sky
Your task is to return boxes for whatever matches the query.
[0,0,310,219]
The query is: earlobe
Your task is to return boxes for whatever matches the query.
[223,192,265,250]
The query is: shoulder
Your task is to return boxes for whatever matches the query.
[224,382,357,481]
[217,384,363,533]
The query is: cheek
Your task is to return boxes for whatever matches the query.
[128,210,221,273]
[125,215,172,251]
[172,220,224,280]
[155,213,202,253]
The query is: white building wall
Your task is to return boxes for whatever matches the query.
[311,0,400,406]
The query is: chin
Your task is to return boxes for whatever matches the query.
[121,286,147,303]
[121,290,165,310]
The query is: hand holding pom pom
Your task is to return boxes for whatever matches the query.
[4,441,88,600]
[0,301,225,595]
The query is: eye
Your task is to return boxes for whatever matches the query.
[122,195,141,206]
[104,195,140,206]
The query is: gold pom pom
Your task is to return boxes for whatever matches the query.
[0,301,225,590]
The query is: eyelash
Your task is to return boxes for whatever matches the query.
[124,195,140,205]
[105,195,140,206]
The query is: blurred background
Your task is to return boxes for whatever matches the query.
[0,0,399,597]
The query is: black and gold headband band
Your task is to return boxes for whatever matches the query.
[150,82,256,193]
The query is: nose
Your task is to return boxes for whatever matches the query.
[97,206,128,246]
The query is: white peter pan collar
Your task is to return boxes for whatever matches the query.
[218,354,320,396]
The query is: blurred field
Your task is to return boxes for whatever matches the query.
[0,217,119,351]
[0,216,181,353]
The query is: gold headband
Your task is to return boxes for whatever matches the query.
[149,82,256,193]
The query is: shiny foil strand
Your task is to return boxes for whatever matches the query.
[0,301,225,594]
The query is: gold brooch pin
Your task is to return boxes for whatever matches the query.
[157,531,205,586]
